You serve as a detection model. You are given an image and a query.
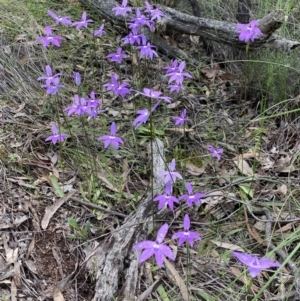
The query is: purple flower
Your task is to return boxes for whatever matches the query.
[132,108,150,129]
[112,0,132,16]
[168,84,184,93]
[144,1,165,21]
[73,71,81,86]
[158,158,183,185]
[37,65,61,85]
[208,145,223,161]
[164,59,179,73]
[41,77,64,95]
[47,10,72,25]
[72,12,93,29]
[93,24,106,36]
[131,8,152,28]
[98,122,124,149]
[87,91,102,108]
[139,88,171,103]
[153,184,179,210]
[45,124,68,145]
[136,42,158,60]
[64,94,88,116]
[172,214,201,247]
[172,109,189,126]
[133,223,175,267]
[103,74,131,99]
[106,47,128,64]
[36,26,64,48]
[236,20,263,43]
[165,61,192,85]
[122,28,147,45]
[232,252,281,278]
[179,182,205,207]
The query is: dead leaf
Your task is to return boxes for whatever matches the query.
[96,173,119,193]
[210,240,244,252]
[137,278,161,301]
[165,259,189,301]
[3,233,18,264]
[11,278,17,301]
[233,156,254,176]
[41,192,75,230]
[278,184,288,195]
[186,163,205,176]
[53,288,65,301]
[275,223,294,233]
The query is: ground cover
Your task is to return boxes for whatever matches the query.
[1,0,300,300]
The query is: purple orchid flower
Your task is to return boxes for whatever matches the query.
[172,214,201,247]
[41,77,64,95]
[132,108,150,129]
[165,61,192,85]
[208,145,224,161]
[93,24,106,36]
[72,12,93,29]
[112,0,132,16]
[172,109,189,126]
[158,158,183,185]
[122,28,147,45]
[45,124,68,145]
[37,65,61,85]
[136,41,158,60]
[47,10,72,25]
[232,252,281,277]
[236,20,263,43]
[153,184,179,210]
[144,1,165,21]
[179,182,206,207]
[36,26,64,48]
[98,122,124,149]
[133,223,175,268]
[106,47,128,64]
[103,74,131,98]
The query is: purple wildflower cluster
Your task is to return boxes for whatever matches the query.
[135,158,204,267]
[39,4,280,278]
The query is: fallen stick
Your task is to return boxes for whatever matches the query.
[90,138,166,301]
[78,0,299,53]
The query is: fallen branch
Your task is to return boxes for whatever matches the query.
[78,0,299,53]
[90,138,167,301]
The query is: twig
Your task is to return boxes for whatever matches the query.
[69,196,126,218]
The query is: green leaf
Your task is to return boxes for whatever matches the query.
[68,218,78,230]
[239,183,253,198]
[157,285,170,301]
[49,173,64,197]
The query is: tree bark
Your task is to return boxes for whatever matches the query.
[90,138,167,301]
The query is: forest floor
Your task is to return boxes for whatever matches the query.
[1,0,300,300]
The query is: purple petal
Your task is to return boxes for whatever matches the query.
[154,249,164,267]
[160,244,175,260]
[185,182,193,195]
[232,252,254,265]
[139,248,155,264]
[183,214,190,231]
[248,267,262,278]
[51,124,58,135]
[110,122,117,135]
[134,240,155,250]
[156,224,168,244]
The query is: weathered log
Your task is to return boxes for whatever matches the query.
[91,138,167,301]
[78,0,299,53]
